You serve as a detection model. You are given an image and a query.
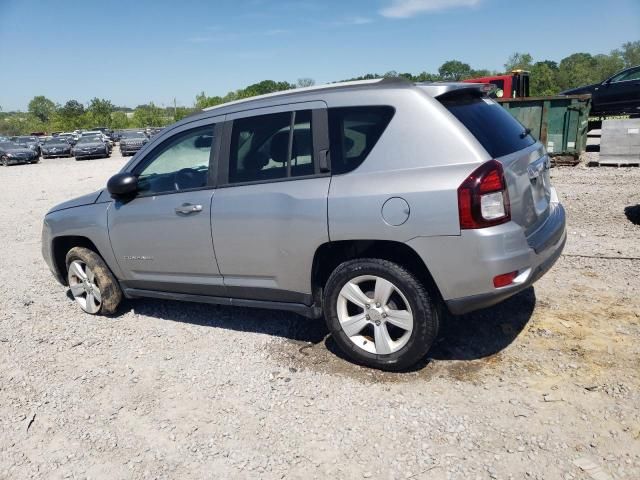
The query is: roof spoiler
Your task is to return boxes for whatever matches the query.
[415,82,488,98]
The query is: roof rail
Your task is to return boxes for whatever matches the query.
[202,77,413,111]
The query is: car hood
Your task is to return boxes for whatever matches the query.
[4,147,34,155]
[560,83,598,95]
[47,189,104,214]
[75,142,104,148]
[43,143,70,149]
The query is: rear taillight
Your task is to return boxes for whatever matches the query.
[458,159,510,229]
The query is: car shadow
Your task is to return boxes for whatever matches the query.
[122,298,331,344]
[102,286,536,369]
[624,204,640,225]
[321,287,537,371]
[429,287,536,361]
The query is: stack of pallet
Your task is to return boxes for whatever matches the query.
[598,119,640,167]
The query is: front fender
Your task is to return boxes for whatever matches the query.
[43,202,122,283]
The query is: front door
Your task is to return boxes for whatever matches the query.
[211,105,330,304]
[108,121,224,296]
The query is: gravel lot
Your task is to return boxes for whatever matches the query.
[1,153,639,479]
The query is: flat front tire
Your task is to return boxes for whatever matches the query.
[66,247,122,315]
[323,258,439,371]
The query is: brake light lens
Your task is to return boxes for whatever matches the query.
[458,160,510,229]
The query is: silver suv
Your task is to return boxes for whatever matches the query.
[42,79,566,371]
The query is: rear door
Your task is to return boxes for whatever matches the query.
[211,102,330,304]
[439,91,552,236]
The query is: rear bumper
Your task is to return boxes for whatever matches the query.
[446,229,565,314]
[407,201,566,316]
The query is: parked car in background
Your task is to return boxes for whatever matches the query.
[41,137,73,158]
[73,136,110,160]
[119,131,148,156]
[561,65,640,115]
[57,132,78,146]
[41,79,566,371]
[0,140,40,166]
[82,131,112,153]
[11,136,41,156]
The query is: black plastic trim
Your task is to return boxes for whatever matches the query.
[122,288,322,318]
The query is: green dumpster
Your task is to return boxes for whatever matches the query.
[497,94,591,158]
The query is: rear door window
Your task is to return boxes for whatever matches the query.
[328,106,395,174]
[228,110,315,184]
[439,91,535,158]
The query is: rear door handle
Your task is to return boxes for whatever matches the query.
[175,203,203,215]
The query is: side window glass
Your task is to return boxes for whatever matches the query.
[610,68,640,83]
[136,126,214,195]
[229,110,314,184]
[328,106,395,175]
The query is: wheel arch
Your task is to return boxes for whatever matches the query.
[51,236,103,285]
[311,240,444,305]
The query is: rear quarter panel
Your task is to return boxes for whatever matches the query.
[327,88,490,242]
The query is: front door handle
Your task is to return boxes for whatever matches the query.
[175,203,203,215]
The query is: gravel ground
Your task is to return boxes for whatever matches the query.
[1,154,639,480]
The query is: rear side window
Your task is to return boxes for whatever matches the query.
[328,106,394,174]
[439,91,535,158]
[229,110,314,184]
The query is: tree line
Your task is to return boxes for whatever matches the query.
[1,41,637,136]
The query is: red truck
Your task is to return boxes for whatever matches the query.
[463,70,530,98]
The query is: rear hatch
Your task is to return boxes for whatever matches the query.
[438,89,552,236]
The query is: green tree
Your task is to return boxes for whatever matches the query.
[132,103,165,127]
[28,95,56,123]
[296,78,315,88]
[110,111,130,129]
[530,61,559,96]
[86,98,114,127]
[504,52,533,72]
[593,53,625,81]
[55,99,85,131]
[557,53,598,90]
[438,60,472,81]
[615,40,640,68]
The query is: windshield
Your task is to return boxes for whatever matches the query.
[0,142,20,149]
[77,137,100,144]
[121,132,147,139]
[45,138,68,144]
[16,136,37,143]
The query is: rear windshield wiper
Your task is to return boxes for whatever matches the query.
[519,128,532,139]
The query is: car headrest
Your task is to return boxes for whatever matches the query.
[270,131,290,164]
[292,130,312,158]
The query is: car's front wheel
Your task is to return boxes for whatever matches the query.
[323,258,439,371]
[66,247,122,315]
[1,156,8,166]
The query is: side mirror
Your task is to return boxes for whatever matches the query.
[107,172,138,198]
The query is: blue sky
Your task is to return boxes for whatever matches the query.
[0,0,638,111]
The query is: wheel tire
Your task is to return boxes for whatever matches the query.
[1,156,7,166]
[65,247,123,315]
[323,258,439,371]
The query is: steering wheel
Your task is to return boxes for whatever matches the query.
[174,168,202,191]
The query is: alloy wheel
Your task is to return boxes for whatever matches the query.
[336,275,414,355]
[67,260,102,314]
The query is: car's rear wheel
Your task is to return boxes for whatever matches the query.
[66,247,122,315]
[323,258,439,371]
[1,156,8,166]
